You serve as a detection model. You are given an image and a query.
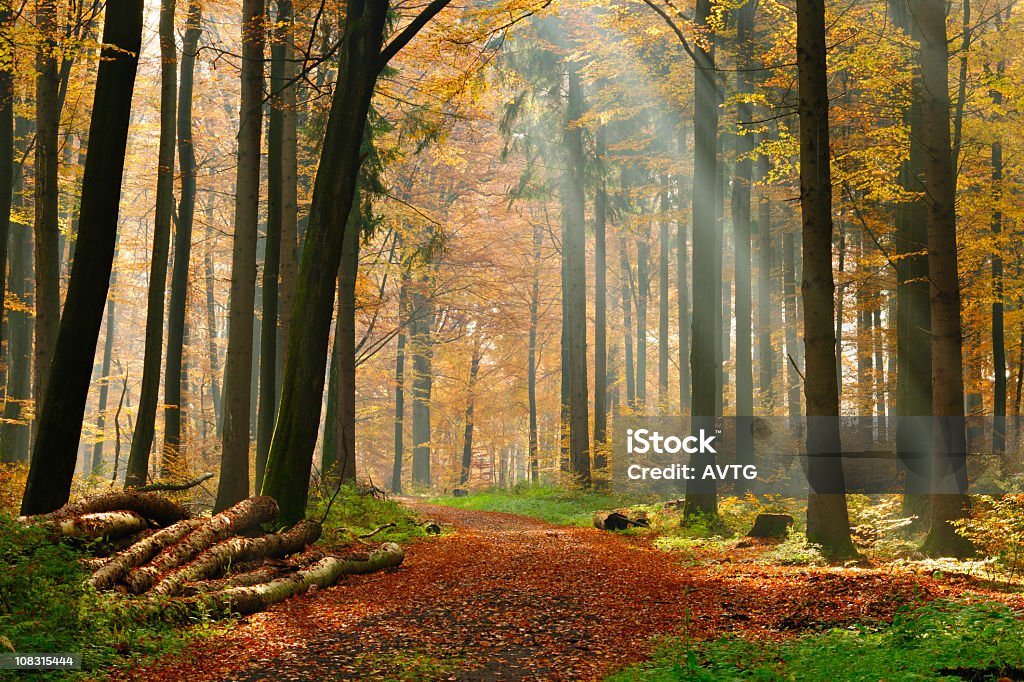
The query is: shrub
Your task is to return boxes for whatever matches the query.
[954,494,1024,583]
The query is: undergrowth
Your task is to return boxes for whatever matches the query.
[0,513,225,680]
[608,599,1024,681]
[308,483,428,550]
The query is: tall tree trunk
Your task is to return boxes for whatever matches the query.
[262,0,451,524]
[620,238,635,407]
[163,0,202,475]
[216,0,266,512]
[733,0,755,492]
[658,187,670,413]
[33,0,61,438]
[783,230,801,426]
[1,117,31,463]
[635,232,649,411]
[91,263,116,476]
[677,130,690,413]
[20,2,144,515]
[334,212,359,483]
[990,35,1006,455]
[277,0,298,394]
[564,63,590,486]
[410,269,435,488]
[891,0,933,523]
[205,220,223,437]
[796,0,854,556]
[593,128,608,475]
[916,0,971,557]
[757,147,774,412]
[257,0,292,489]
[126,0,178,487]
[529,222,541,484]
[459,346,481,486]
[0,8,12,380]
[685,0,719,517]
[391,269,409,493]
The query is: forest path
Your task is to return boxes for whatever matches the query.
[114,502,957,681]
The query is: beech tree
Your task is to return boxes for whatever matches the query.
[21,1,144,515]
[795,0,855,556]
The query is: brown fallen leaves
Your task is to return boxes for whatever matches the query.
[110,504,1024,682]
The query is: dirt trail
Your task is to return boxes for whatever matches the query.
[113,503,963,681]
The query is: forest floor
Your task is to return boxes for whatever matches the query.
[106,502,1024,682]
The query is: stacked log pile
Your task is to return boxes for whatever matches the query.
[21,492,404,618]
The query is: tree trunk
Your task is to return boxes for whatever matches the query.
[636,230,649,412]
[91,280,117,477]
[459,347,481,486]
[162,0,202,476]
[733,0,755,493]
[658,185,670,413]
[391,269,409,493]
[20,3,144,516]
[594,127,608,475]
[216,0,266,512]
[334,212,360,483]
[33,0,60,438]
[757,146,774,413]
[257,0,289,490]
[205,221,223,437]
[528,222,541,484]
[796,0,855,557]
[126,0,177,487]
[685,0,719,517]
[620,237,635,407]
[783,230,801,427]
[677,130,690,413]
[0,9,11,384]
[890,0,934,523]
[1,116,30,463]
[916,0,971,557]
[262,0,452,524]
[277,0,298,385]
[410,266,435,488]
[564,63,590,486]
[991,38,1006,455]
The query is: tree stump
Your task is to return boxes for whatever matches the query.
[746,513,794,538]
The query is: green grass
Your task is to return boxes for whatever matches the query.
[428,484,648,526]
[309,483,429,549]
[607,599,1024,681]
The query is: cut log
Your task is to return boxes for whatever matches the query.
[452,488,468,498]
[136,473,214,493]
[54,511,149,540]
[182,542,404,617]
[593,511,630,530]
[89,518,205,591]
[27,491,190,527]
[746,513,794,539]
[180,547,326,596]
[151,519,322,596]
[124,496,279,594]
[593,510,648,531]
